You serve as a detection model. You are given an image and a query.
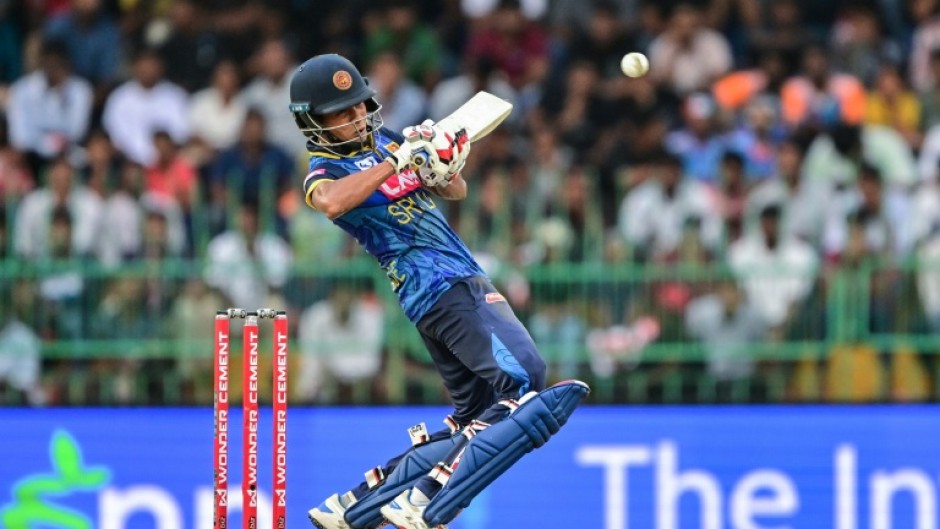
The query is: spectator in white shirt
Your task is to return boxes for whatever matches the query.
[916,121,940,182]
[685,280,767,382]
[747,136,830,246]
[917,224,940,332]
[910,182,940,246]
[822,163,913,262]
[37,205,86,340]
[366,51,427,134]
[187,59,247,152]
[526,128,574,218]
[462,0,547,20]
[0,308,45,406]
[102,48,189,166]
[648,3,732,95]
[6,40,92,172]
[618,152,723,261]
[728,203,818,329]
[297,280,385,403]
[428,55,518,124]
[97,161,186,267]
[14,157,102,260]
[803,123,918,189]
[204,201,292,309]
[240,39,305,159]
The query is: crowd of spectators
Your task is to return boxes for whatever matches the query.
[1,0,940,405]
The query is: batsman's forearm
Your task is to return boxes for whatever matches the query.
[311,160,397,219]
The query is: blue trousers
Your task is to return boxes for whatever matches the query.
[417,275,547,423]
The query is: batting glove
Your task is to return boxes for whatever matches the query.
[401,121,460,187]
[425,119,470,176]
[386,139,423,173]
[450,128,470,175]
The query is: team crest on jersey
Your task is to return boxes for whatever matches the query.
[333,70,352,90]
[379,170,421,199]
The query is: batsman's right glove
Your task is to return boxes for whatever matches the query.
[386,136,426,174]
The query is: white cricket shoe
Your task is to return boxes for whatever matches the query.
[308,493,351,529]
[381,489,448,529]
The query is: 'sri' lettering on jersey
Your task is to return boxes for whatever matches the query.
[303,128,485,322]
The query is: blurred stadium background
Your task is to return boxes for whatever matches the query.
[1,0,939,528]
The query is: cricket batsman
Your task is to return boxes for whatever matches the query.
[291,53,589,529]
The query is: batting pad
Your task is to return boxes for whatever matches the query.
[345,432,461,529]
[423,380,591,526]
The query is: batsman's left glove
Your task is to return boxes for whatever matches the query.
[423,119,470,176]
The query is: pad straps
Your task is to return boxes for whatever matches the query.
[408,423,430,446]
[431,420,491,487]
[364,415,465,491]
[429,461,456,486]
[364,466,386,489]
[342,491,358,506]
[461,419,490,441]
[408,414,462,448]
[443,415,461,433]
[498,391,538,414]
[498,398,520,413]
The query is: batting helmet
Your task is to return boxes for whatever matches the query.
[288,54,382,147]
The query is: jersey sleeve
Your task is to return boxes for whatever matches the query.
[303,158,345,210]
[374,128,408,162]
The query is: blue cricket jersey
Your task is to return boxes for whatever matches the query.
[303,127,486,323]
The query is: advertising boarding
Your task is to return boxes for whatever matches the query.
[0,406,937,529]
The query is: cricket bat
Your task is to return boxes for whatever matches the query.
[411,91,513,166]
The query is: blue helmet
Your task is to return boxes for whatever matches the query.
[288,54,383,150]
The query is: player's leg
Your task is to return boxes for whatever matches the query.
[415,277,548,499]
[420,276,549,403]
[383,276,562,528]
[311,300,496,529]
[308,418,462,529]
[350,324,498,527]
[422,378,588,526]
[307,445,411,529]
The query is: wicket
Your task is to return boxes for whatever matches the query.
[214,308,289,529]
